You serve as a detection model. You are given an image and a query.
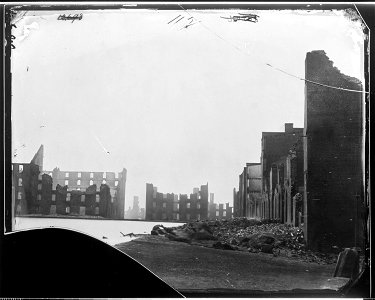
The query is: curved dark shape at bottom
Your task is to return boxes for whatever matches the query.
[1,228,182,298]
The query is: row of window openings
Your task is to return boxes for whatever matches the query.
[22,193,114,203]
[51,206,100,215]
[63,180,118,186]
[152,202,201,209]
[158,194,202,200]
[64,172,121,179]
[18,177,118,187]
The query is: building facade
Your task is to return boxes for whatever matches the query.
[303,50,365,251]
[235,163,262,219]
[260,123,304,222]
[145,183,209,221]
[12,145,127,219]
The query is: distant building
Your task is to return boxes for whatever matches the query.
[125,196,144,219]
[145,183,209,221]
[12,145,127,219]
[303,50,364,251]
[208,193,233,220]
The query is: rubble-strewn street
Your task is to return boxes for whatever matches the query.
[151,218,339,265]
[116,232,344,295]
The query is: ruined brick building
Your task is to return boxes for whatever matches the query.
[233,50,365,252]
[145,183,209,221]
[236,163,262,219]
[12,145,127,219]
[234,124,304,226]
[208,193,233,220]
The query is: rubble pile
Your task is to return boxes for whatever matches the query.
[151,218,338,264]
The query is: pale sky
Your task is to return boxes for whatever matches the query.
[11,6,365,210]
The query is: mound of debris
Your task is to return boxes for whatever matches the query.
[151,223,217,244]
[151,218,338,264]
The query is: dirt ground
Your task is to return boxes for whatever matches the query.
[115,235,348,296]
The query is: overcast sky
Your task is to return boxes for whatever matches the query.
[11,6,365,209]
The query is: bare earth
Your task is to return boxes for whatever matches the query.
[115,235,349,296]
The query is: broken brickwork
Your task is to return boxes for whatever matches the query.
[304,50,364,251]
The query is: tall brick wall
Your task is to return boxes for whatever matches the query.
[304,50,364,251]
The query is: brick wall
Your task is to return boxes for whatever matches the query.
[304,50,364,251]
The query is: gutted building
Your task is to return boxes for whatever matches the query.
[44,167,127,219]
[303,50,365,251]
[12,145,127,219]
[208,193,233,220]
[12,145,44,216]
[236,163,262,219]
[260,123,304,221]
[145,183,208,221]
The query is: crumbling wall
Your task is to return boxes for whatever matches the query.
[304,50,364,251]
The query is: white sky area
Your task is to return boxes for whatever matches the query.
[11,7,365,210]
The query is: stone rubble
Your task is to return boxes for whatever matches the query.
[151,218,339,265]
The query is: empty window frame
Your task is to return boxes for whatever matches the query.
[37,183,42,190]
[37,194,41,201]
[103,172,106,179]
[52,194,56,201]
[18,178,22,187]
[66,206,70,213]
[186,203,190,209]
[78,172,81,178]
[80,206,86,216]
[66,193,71,201]
[65,172,69,177]
[197,203,201,209]
[115,180,118,187]
[50,205,56,214]
[90,172,94,178]
[77,180,81,186]
[64,180,69,186]
[18,165,23,173]
[17,192,22,200]
[81,195,85,202]
[89,180,94,186]
[96,194,100,203]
